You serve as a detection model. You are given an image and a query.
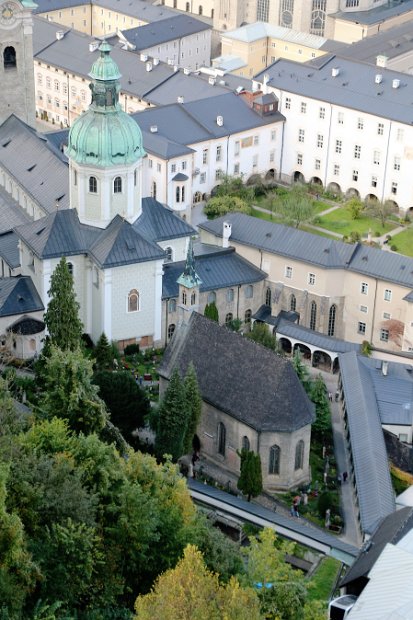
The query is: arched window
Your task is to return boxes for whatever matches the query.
[4,46,16,69]
[245,309,252,324]
[218,422,226,456]
[165,247,173,262]
[310,301,317,331]
[208,291,216,304]
[151,180,157,199]
[176,186,180,202]
[328,304,336,337]
[168,323,175,339]
[89,176,97,193]
[295,440,304,470]
[114,176,122,194]
[227,288,234,303]
[290,294,296,312]
[269,445,280,474]
[225,312,233,326]
[182,290,187,305]
[128,289,139,313]
[168,299,176,312]
[242,436,250,451]
[190,291,196,305]
[265,287,271,307]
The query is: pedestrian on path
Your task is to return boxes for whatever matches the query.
[343,471,348,483]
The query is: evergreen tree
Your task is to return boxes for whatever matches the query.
[182,363,202,454]
[204,301,219,322]
[43,257,83,351]
[237,449,263,501]
[246,322,281,352]
[156,368,188,461]
[310,374,331,440]
[94,333,114,370]
[292,349,312,395]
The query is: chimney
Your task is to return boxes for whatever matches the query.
[376,54,388,68]
[223,221,232,248]
[153,57,159,66]
[375,73,383,84]
[331,67,340,77]
[382,361,389,376]
[392,78,400,89]
[216,115,223,126]
[150,125,158,133]
[184,67,190,75]
[177,95,184,103]
[262,73,270,94]
[140,53,148,62]
[146,61,153,72]
[56,30,65,40]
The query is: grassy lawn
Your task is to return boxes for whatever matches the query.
[390,227,413,257]
[250,208,338,240]
[307,556,341,602]
[316,206,396,237]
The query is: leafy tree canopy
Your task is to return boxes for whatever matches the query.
[204,301,219,322]
[274,184,317,229]
[204,195,251,219]
[246,322,279,352]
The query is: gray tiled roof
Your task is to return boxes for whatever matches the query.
[255,54,413,125]
[135,196,195,242]
[332,0,413,25]
[141,130,194,159]
[90,214,165,268]
[121,14,210,50]
[199,214,413,289]
[0,186,31,235]
[0,277,44,317]
[35,0,177,21]
[339,351,396,535]
[0,232,21,268]
[0,115,69,214]
[162,246,266,298]
[35,0,84,13]
[276,318,361,354]
[340,506,413,588]
[159,312,315,433]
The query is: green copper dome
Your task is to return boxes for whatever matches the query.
[66,43,145,167]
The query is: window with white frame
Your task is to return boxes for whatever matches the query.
[298,128,305,143]
[46,77,51,89]
[297,153,303,165]
[245,285,253,299]
[200,172,206,183]
[252,154,258,168]
[215,169,222,181]
[352,170,358,181]
[227,288,234,303]
[358,322,366,334]
[148,159,153,169]
[54,80,59,91]
[338,112,344,124]
[315,159,321,170]
[357,117,364,130]
[308,273,316,285]
[300,102,307,113]
[335,139,342,154]
[394,157,401,171]
[377,122,384,135]
[317,134,323,148]
[360,305,368,313]
[391,182,398,195]
[373,150,380,165]
[182,161,187,170]
[361,282,368,294]
[383,312,391,320]
[234,141,240,156]
[380,328,389,342]
[269,150,275,163]
[171,163,176,173]
[397,128,404,141]
[271,129,276,141]
[234,163,240,175]
[127,289,139,313]
[371,176,377,188]
[93,266,99,288]
[319,106,325,119]
[202,149,208,164]
[285,97,291,109]
[354,145,361,159]
[253,135,259,145]
[285,265,292,278]
[216,145,222,162]
[157,163,161,173]
[333,164,340,176]
[384,289,392,301]
[113,176,122,194]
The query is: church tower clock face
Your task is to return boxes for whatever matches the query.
[0,2,18,26]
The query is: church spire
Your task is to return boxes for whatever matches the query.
[177,237,202,289]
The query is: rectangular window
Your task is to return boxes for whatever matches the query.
[353,170,358,182]
[200,172,206,183]
[298,129,305,143]
[297,153,303,165]
[148,159,153,169]
[371,176,377,188]
[300,102,307,114]
[285,266,293,278]
[394,157,401,171]
[391,182,398,195]
[361,282,368,294]
[383,312,391,320]
[270,129,276,141]
[338,112,344,124]
[216,145,222,162]
[215,169,222,180]
[358,322,366,334]
[171,163,176,173]
[182,161,187,170]
[378,122,384,135]
[253,135,259,146]
[317,134,323,148]
[335,140,342,154]
[202,149,208,164]
[308,273,316,285]
[333,164,340,176]
[360,305,368,313]
[234,141,240,156]
[252,154,258,168]
[315,159,321,170]
[319,107,325,119]
[373,150,380,165]
[285,97,291,109]
[269,150,275,163]
[397,128,404,142]
[157,163,161,173]
[357,118,364,130]
[234,163,240,175]
[380,328,389,342]
[354,145,361,159]
[384,289,392,301]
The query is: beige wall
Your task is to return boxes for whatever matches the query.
[333,9,413,44]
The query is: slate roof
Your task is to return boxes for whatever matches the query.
[0,115,69,214]
[90,214,165,268]
[9,316,45,334]
[0,232,21,268]
[135,197,195,243]
[0,186,31,235]
[333,21,413,65]
[199,213,413,289]
[0,277,44,317]
[276,318,361,354]
[143,70,235,106]
[339,351,396,535]
[162,246,267,298]
[35,0,177,21]
[331,0,413,25]
[120,14,210,50]
[255,53,413,125]
[340,506,413,588]
[159,312,315,433]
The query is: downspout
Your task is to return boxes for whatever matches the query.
[370,278,379,344]
[67,73,70,126]
[323,103,333,187]
[237,284,241,319]
[381,120,392,203]
[279,119,285,182]
[165,298,169,347]
[226,134,230,176]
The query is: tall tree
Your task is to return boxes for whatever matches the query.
[155,368,188,460]
[365,198,396,227]
[237,449,263,501]
[292,350,312,395]
[246,322,280,352]
[94,333,114,370]
[39,344,108,435]
[310,374,331,440]
[204,301,219,323]
[204,195,251,219]
[134,545,261,620]
[275,184,316,229]
[43,256,83,351]
[182,363,202,454]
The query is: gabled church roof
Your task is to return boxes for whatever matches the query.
[135,197,195,242]
[89,214,165,268]
[159,312,315,433]
[0,277,44,317]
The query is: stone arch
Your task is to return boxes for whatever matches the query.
[246,173,262,186]
[279,337,292,354]
[293,342,311,360]
[327,182,341,195]
[365,193,378,204]
[313,350,332,371]
[310,176,323,187]
[293,171,305,183]
[265,168,276,180]
[346,187,360,199]
[386,199,399,212]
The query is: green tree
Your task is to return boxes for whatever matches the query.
[310,375,331,440]
[134,545,261,620]
[246,322,278,351]
[39,344,108,435]
[213,174,255,203]
[275,184,316,228]
[204,301,219,322]
[93,370,150,444]
[43,256,83,351]
[94,333,115,370]
[292,350,312,395]
[237,449,263,501]
[365,198,397,227]
[155,368,188,460]
[182,363,202,454]
[204,195,251,219]
[346,197,364,220]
